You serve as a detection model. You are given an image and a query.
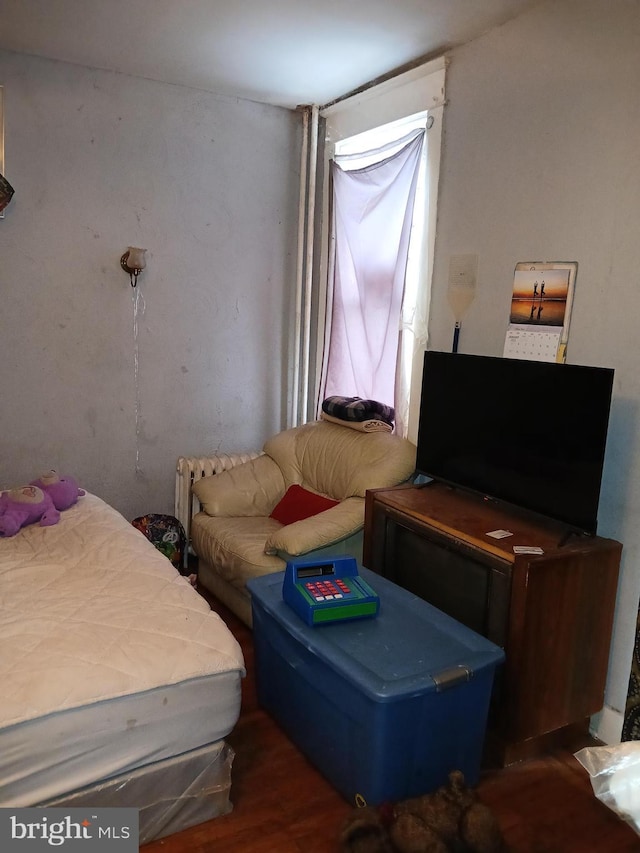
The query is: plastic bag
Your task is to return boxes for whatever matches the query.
[574,741,640,835]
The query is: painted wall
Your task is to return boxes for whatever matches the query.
[0,50,300,522]
[432,0,640,738]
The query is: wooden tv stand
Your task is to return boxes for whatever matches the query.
[363,483,622,766]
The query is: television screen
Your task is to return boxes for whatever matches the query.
[416,351,614,535]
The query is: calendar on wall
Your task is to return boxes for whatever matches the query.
[503,326,562,362]
[503,262,577,362]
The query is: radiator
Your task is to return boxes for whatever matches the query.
[175,452,261,565]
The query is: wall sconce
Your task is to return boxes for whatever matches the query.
[120,246,147,287]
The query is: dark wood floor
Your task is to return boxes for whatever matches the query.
[142,589,640,852]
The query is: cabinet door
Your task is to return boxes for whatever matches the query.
[392,521,490,635]
[506,546,622,739]
[375,512,511,648]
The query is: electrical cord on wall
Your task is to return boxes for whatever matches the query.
[132,286,145,476]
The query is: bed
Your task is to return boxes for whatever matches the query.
[0,491,245,843]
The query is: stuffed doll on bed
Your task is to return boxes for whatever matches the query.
[0,471,84,537]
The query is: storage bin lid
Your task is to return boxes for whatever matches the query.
[247,567,505,701]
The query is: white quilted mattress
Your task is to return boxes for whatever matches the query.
[0,492,245,806]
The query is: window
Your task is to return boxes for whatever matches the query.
[291,58,446,441]
[320,118,428,433]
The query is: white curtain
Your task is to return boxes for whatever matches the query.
[321,130,425,412]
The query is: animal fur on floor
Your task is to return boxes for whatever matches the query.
[339,770,507,853]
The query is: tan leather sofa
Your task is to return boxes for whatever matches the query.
[191,420,416,626]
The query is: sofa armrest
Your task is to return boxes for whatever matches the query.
[264,496,364,556]
[192,454,286,517]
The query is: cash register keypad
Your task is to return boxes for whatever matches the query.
[305,579,352,601]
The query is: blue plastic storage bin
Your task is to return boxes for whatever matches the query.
[247,567,504,806]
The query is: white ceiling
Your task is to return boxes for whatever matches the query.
[0,0,542,109]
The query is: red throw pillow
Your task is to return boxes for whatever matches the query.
[270,484,339,526]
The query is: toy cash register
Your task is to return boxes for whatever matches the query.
[283,555,380,626]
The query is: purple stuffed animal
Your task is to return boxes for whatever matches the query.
[30,470,85,510]
[0,485,60,537]
[0,471,85,538]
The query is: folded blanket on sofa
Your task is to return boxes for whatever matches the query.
[321,396,395,428]
[321,412,393,433]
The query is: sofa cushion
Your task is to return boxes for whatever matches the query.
[191,512,285,590]
[264,496,365,556]
[264,420,416,500]
[193,454,284,518]
[269,485,339,526]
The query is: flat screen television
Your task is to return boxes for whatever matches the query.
[416,351,614,535]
